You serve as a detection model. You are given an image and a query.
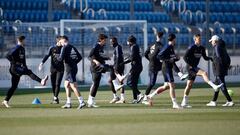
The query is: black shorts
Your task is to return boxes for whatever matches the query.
[64,65,78,83]
[187,66,200,81]
[10,65,30,76]
[92,64,112,73]
[115,67,124,75]
[162,68,174,82]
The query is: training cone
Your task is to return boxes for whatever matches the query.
[32,98,41,104]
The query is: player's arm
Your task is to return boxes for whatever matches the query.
[41,46,53,64]
[144,46,150,60]
[115,46,121,67]
[183,46,194,67]
[214,45,224,65]
[123,45,138,64]
[157,45,170,62]
[73,47,82,64]
[88,47,100,66]
[23,55,27,68]
[6,47,17,64]
[56,45,66,61]
[202,47,213,61]
[213,45,223,74]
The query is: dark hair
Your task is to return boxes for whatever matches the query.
[157,31,164,38]
[98,34,108,40]
[56,35,61,41]
[194,34,201,38]
[128,35,136,43]
[110,37,118,44]
[168,33,176,41]
[17,36,25,42]
[61,35,69,41]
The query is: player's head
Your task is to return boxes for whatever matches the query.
[156,31,164,41]
[110,36,118,47]
[56,36,61,46]
[168,33,176,45]
[209,35,220,46]
[98,33,108,46]
[193,34,201,45]
[17,36,25,46]
[60,35,69,46]
[127,35,136,46]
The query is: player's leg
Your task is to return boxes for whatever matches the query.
[2,73,20,108]
[181,66,198,107]
[148,68,170,99]
[209,76,234,106]
[25,69,48,86]
[127,72,136,103]
[69,82,86,109]
[206,76,220,107]
[145,82,169,106]
[167,68,181,109]
[108,76,120,104]
[173,63,188,81]
[61,80,72,109]
[145,70,158,96]
[67,68,85,109]
[61,67,73,108]
[115,72,129,83]
[107,65,119,103]
[184,80,194,96]
[53,71,64,104]
[142,70,158,104]
[197,69,223,91]
[127,70,143,104]
[117,82,125,103]
[115,69,126,104]
[134,71,143,103]
[148,82,169,99]
[105,65,124,91]
[181,80,194,108]
[217,76,234,107]
[88,72,101,107]
[168,82,180,109]
[50,71,57,103]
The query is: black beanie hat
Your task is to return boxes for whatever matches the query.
[127,35,136,43]
[168,33,176,41]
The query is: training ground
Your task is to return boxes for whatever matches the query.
[0,84,240,135]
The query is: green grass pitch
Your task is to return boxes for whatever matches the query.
[0,85,240,135]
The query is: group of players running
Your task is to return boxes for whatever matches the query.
[2,32,234,109]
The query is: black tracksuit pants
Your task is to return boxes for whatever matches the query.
[5,66,41,101]
[50,70,64,98]
[145,70,159,95]
[90,64,115,97]
[212,75,232,102]
[127,67,142,100]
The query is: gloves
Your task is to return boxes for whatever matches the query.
[174,55,180,61]
[38,62,43,71]
[209,57,213,62]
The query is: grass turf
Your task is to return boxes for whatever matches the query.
[0,86,240,135]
